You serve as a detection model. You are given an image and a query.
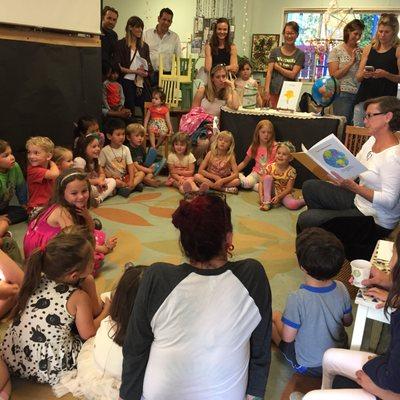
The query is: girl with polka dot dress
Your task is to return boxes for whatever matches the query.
[1,228,110,386]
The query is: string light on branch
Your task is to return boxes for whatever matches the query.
[242,0,249,55]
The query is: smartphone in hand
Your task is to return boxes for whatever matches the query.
[364,66,375,72]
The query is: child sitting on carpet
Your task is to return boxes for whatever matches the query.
[54,264,145,400]
[99,118,145,198]
[272,227,352,377]
[259,141,305,211]
[2,228,110,387]
[194,130,240,194]
[126,123,163,186]
[292,231,400,400]
[0,140,28,243]
[74,133,116,206]
[26,136,59,217]
[167,132,203,194]
[237,119,278,191]
[53,146,74,172]
[23,168,117,274]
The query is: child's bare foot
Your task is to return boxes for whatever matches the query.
[224,187,238,194]
[260,202,271,211]
[199,182,209,193]
[146,179,161,187]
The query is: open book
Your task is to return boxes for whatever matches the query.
[293,133,367,180]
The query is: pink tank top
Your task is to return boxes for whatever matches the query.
[23,205,61,258]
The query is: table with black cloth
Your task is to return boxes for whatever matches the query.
[220,107,346,188]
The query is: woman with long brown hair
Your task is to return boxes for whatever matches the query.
[204,17,238,74]
[115,16,153,115]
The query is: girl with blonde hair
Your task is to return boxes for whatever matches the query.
[195,130,240,193]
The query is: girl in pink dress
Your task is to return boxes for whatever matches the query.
[195,130,240,194]
[23,168,117,274]
[166,133,200,194]
[143,88,173,148]
[237,119,278,191]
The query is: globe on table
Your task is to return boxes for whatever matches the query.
[311,76,339,108]
[323,149,349,169]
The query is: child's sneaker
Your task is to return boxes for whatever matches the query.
[289,392,304,400]
[260,202,271,211]
[153,158,166,176]
[182,181,192,194]
[224,187,238,194]
[134,183,144,192]
[93,218,103,230]
[117,187,131,198]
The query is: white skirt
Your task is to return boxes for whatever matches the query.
[53,337,121,399]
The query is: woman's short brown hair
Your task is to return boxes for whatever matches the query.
[343,19,364,43]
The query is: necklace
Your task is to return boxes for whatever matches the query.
[110,146,124,163]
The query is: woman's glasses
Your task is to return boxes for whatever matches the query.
[364,112,385,120]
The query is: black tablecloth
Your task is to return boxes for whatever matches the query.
[220,108,342,187]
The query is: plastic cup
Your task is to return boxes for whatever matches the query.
[350,259,372,288]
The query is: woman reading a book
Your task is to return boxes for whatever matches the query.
[297,95,400,241]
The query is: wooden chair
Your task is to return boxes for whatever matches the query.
[344,125,371,155]
[144,101,169,159]
[158,55,193,109]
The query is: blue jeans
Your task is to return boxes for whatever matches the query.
[332,92,357,125]
[353,101,366,127]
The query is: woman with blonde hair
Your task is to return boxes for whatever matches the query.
[188,64,240,161]
[115,16,153,115]
[354,13,400,126]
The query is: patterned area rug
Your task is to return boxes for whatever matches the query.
[4,186,307,399]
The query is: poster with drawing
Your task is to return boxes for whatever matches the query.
[251,34,280,72]
[277,81,303,111]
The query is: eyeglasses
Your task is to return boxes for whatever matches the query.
[364,112,386,120]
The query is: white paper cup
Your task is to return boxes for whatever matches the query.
[350,259,371,288]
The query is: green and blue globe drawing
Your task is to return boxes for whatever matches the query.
[311,77,339,107]
[323,149,349,168]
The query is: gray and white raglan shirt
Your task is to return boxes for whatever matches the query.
[120,259,272,400]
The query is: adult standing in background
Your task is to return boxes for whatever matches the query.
[101,6,119,66]
[204,18,238,75]
[264,21,305,109]
[353,13,400,126]
[115,16,153,116]
[143,8,181,88]
[328,19,365,125]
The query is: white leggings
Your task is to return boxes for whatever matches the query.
[239,172,259,190]
[303,348,376,400]
[91,178,116,202]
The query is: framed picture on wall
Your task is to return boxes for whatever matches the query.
[251,34,280,72]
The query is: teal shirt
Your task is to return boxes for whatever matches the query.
[0,162,27,211]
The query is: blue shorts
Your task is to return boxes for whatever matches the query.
[278,340,322,377]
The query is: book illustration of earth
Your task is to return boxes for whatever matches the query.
[323,149,349,168]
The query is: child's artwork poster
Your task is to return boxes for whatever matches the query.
[277,81,303,111]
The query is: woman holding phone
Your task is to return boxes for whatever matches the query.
[353,14,400,126]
